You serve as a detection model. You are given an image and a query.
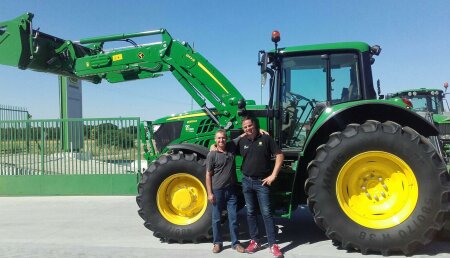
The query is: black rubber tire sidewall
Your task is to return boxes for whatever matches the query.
[137,153,212,242]
[307,121,447,253]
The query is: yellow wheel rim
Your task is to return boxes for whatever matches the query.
[336,151,418,229]
[157,173,207,225]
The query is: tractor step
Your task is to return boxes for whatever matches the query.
[272,191,293,218]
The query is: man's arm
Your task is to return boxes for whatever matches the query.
[206,170,215,204]
[262,152,284,186]
[210,129,268,151]
[210,136,241,151]
[205,153,216,204]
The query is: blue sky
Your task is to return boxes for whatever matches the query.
[1,0,449,119]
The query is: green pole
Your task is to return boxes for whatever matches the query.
[59,76,69,151]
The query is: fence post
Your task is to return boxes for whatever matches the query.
[40,121,45,174]
[26,114,31,153]
[137,118,141,173]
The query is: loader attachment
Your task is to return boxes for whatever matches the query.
[0,13,33,69]
[0,13,100,83]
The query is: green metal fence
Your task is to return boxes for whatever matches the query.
[0,104,30,122]
[0,117,142,175]
[0,117,142,195]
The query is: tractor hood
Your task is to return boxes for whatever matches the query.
[153,109,218,125]
[433,113,450,124]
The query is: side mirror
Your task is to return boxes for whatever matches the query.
[258,50,268,74]
[376,79,384,99]
[258,51,269,87]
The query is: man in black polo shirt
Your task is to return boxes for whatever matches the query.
[238,116,284,258]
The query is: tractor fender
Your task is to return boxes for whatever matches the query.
[166,143,209,158]
[303,102,438,162]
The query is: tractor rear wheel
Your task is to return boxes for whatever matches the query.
[305,120,450,255]
[136,152,211,243]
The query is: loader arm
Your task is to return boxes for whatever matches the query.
[0,13,249,128]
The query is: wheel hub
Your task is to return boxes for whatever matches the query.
[170,186,199,213]
[336,151,418,229]
[157,173,207,225]
[361,174,389,202]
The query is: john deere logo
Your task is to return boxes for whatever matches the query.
[138,52,144,59]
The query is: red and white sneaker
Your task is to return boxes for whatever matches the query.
[245,240,261,253]
[270,244,284,258]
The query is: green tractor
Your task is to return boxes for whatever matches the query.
[387,87,450,156]
[1,13,449,255]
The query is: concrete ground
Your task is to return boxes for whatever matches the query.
[0,196,449,258]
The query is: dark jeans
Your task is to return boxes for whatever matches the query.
[242,176,276,246]
[212,185,240,247]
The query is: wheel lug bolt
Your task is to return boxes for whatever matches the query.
[381,192,386,198]
[374,195,379,201]
[383,184,388,191]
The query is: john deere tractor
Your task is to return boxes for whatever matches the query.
[387,87,450,156]
[0,13,449,255]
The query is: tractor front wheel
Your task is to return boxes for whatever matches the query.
[306,120,450,255]
[136,152,211,242]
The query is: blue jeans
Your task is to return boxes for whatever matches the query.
[242,176,276,246]
[212,185,240,247]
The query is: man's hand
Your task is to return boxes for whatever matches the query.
[210,144,218,151]
[262,174,277,186]
[208,193,216,204]
[262,153,283,186]
[259,129,269,135]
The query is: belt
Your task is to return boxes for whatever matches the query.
[243,175,265,180]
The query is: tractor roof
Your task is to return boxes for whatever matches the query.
[278,42,370,54]
[393,88,443,95]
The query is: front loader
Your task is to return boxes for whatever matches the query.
[1,13,449,255]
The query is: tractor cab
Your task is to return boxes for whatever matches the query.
[388,88,446,114]
[259,32,381,153]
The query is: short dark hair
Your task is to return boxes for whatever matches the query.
[241,116,259,129]
[241,116,255,123]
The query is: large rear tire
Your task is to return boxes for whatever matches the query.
[136,152,212,243]
[305,120,450,255]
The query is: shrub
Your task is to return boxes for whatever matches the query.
[95,130,135,149]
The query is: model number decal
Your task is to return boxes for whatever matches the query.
[185,125,194,133]
[185,54,195,62]
[112,54,123,61]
